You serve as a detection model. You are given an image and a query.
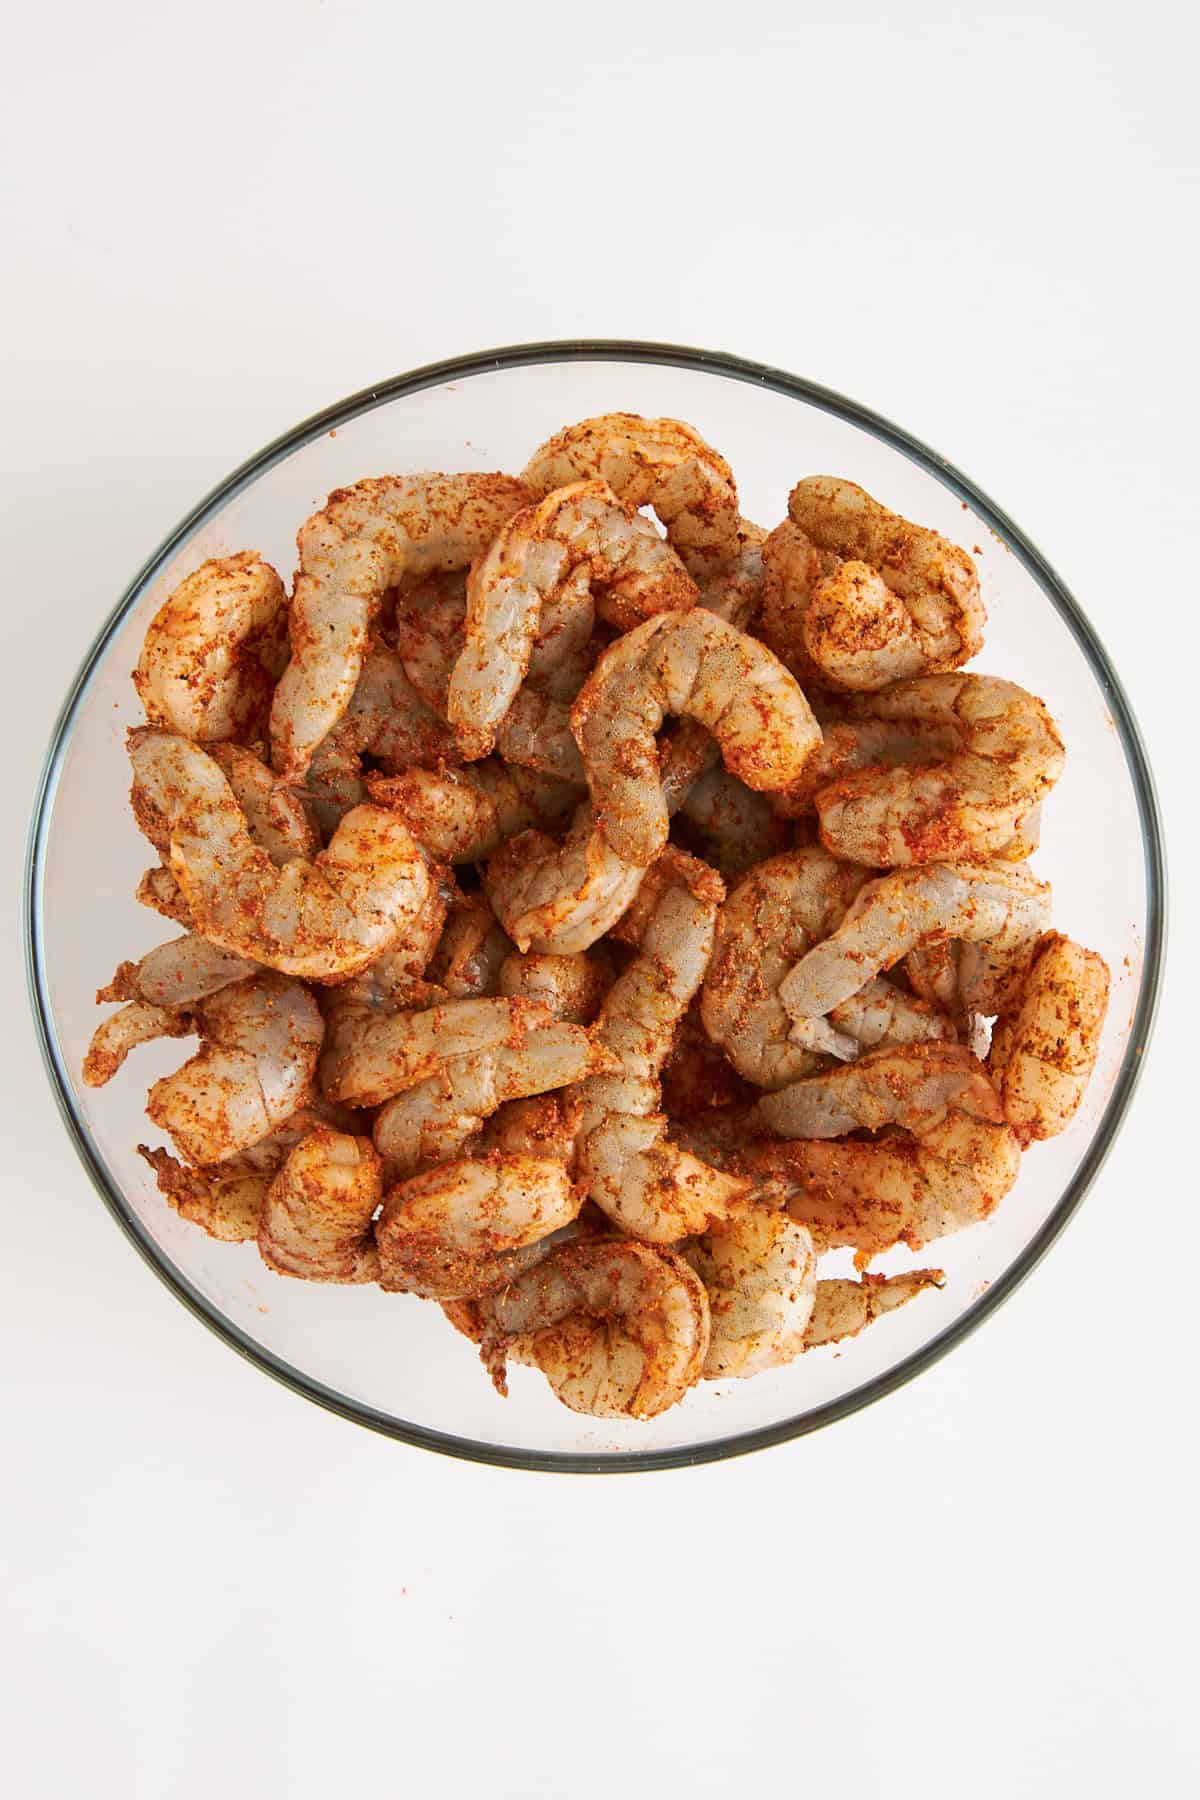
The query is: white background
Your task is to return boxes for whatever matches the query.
[3,3,1197,1794]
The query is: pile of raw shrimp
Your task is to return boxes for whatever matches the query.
[84,414,1111,1421]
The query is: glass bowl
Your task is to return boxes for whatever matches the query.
[26,341,1165,1472]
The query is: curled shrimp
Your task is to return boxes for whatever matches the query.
[763,477,985,692]
[466,1237,712,1419]
[257,1126,381,1283]
[484,800,646,955]
[779,859,1052,1022]
[673,764,788,878]
[576,847,752,1243]
[269,472,530,780]
[987,933,1110,1145]
[137,1100,355,1241]
[498,949,611,1024]
[571,608,821,867]
[745,1045,1021,1257]
[129,730,433,981]
[95,932,255,1017]
[523,412,740,577]
[813,675,1065,866]
[134,552,288,742]
[683,1210,818,1377]
[446,480,696,761]
[377,1155,582,1298]
[303,638,454,839]
[427,894,513,1001]
[368,762,579,865]
[701,846,871,1088]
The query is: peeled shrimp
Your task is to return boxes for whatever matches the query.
[258,1126,381,1283]
[987,933,1110,1145]
[701,846,871,1088]
[134,552,288,742]
[770,477,985,691]
[427,895,512,1001]
[446,480,695,760]
[368,762,579,865]
[683,1210,818,1377]
[523,413,739,577]
[137,1101,354,1241]
[498,949,610,1024]
[746,1046,1021,1257]
[770,714,962,819]
[270,472,530,780]
[315,882,451,1101]
[484,800,646,955]
[97,933,255,1013]
[814,675,1066,866]
[136,864,192,926]
[470,1237,711,1419]
[804,1270,946,1347]
[576,848,752,1243]
[376,1155,581,1298]
[674,764,786,878]
[814,976,957,1061]
[779,859,1052,1021]
[303,638,455,839]
[571,608,821,867]
[130,730,433,981]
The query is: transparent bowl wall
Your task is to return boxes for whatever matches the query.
[27,345,1164,1471]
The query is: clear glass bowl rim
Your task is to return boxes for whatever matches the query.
[24,338,1167,1474]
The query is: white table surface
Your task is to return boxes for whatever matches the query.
[3,4,1196,1794]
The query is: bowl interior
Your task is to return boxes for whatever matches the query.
[28,347,1161,1468]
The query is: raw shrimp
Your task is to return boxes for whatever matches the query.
[376,1155,582,1298]
[814,675,1065,866]
[258,1126,381,1283]
[396,562,588,780]
[134,552,288,742]
[523,412,740,577]
[683,1210,818,1378]
[660,998,753,1117]
[315,881,450,1100]
[700,847,871,1089]
[130,730,433,980]
[576,847,753,1242]
[571,608,821,867]
[814,976,957,1060]
[753,1041,1002,1139]
[779,860,1052,1021]
[324,993,612,1109]
[270,472,530,779]
[760,519,826,685]
[695,518,767,627]
[780,477,985,690]
[673,763,787,877]
[97,933,255,1012]
[803,1270,946,1347]
[368,762,579,864]
[302,638,455,839]
[484,800,645,955]
[745,1048,1021,1257]
[446,480,695,761]
[770,714,962,819]
[469,1238,711,1419]
[83,1000,194,1089]
[138,1102,355,1241]
[136,865,192,926]
[427,895,512,1000]
[987,933,1110,1145]
[498,949,610,1024]
[473,1091,585,1164]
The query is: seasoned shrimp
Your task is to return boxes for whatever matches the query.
[376,1155,581,1298]
[987,933,1110,1145]
[138,1101,355,1241]
[303,638,455,839]
[661,998,753,1117]
[258,1126,381,1283]
[814,976,957,1060]
[673,763,787,877]
[571,608,821,867]
[814,675,1065,866]
[804,1270,946,1347]
[683,1210,818,1377]
[136,864,192,926]
[427,894,512,1000]
[368,762,579,865]
[753,1041,1001,1140]
[745,1048,1021,1258]
[523,413,740,577]
[484,800,646,955]
[315,881,451,1100]
[779,860,1052,1021]
[446,480,695,760]
[130,730,433,980]
[701,846,871,1088]
[776,477,985,691]
[270,472,530,779]
[760,519,826,685]
[770,714,962,819]
[83,1000,194,1089]
[695,518,767,627]
[134,552,288,742]
[97,933,255,1012]
[498,949,610,1024]
[469,1238,711,1419]
[576,847,752,1242]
